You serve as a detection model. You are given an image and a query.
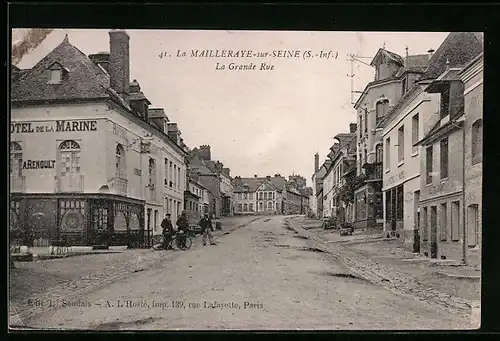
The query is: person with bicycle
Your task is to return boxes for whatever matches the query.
[161,213,174,250]
[200,214,216,246]
[176,211,189,248]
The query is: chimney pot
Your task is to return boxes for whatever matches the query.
[254,174,258,178]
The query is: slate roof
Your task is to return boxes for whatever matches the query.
[371,48,405,67]
[420,32,483,81]
[234,176,286,193]
[11,35,113,103]
[188,154,217,176]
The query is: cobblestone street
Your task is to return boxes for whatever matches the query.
[286,216,480,326]
[11,216,474,330]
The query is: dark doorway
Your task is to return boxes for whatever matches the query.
[413,190,420,253]
[430,206,438,258]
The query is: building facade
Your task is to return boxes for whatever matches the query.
[353,48,431,231]
[10,31,188,248]
[219,168,234,216]
[381,84,439,250]
[459,52,483,267]
[184,173,208,226]
[187,152,221,219]
[233,174,286,215]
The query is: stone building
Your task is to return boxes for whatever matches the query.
[353,47,432,231]
[233,174,286,215]
[321,125,357,224]
[311,153,328,219]
[184,170,208,226]
[10,31,188,247]
[459,52,482,267]
[415,33,483,262]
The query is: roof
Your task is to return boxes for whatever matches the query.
[425,69,462,93]
[415,116,464,147]
[234,176,286,193]
[188,154,217,176]
[458,52,483,76]
[420,32,483,81]
[11,35,112,103]
[377,83,423,128]
[371,48,405,67]
[149,108,169,120]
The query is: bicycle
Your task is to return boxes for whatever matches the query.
[153,230,192,251]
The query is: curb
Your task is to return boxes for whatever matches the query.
[435,272,481,280]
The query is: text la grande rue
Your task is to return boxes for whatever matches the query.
[215,62,274,71]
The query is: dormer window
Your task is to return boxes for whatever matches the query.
[47,63,66,85]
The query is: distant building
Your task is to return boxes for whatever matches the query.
[233,174,287,215]
[184,170,209,226]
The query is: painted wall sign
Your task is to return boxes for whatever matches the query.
[22,160,56,170]
[11,120,98,134]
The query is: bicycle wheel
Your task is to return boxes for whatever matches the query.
[175,235,192,250]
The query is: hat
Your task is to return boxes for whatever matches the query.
[166,213,171,216]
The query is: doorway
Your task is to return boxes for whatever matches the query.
[430,206,438,258]
[413,190,420,253]
[467,204,479,247]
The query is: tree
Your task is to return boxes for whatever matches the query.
[339,174,367,204]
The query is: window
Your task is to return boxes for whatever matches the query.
[412,114,419,154]
[396,185,403,220]
[59,140,81,176]
[272,192,275,200]
[422,207,428,241]
[376,99,389,123]
[249,193,253,200]
[244,192,248,200]
[268,201,273,210]
[451,201,460,241]
[472,119,483,165]
[440,138,449,179]
[116,144,126,178]
[259,202,263,211]
[10,142,23,177]
[169,162,173,187]
[173,165,177,188]
[264,192,268,200]
[440,203,448,241]
[359,116,363,138]
[398,126,404,163]
[164,158,168,185]
[249,203,254,212]
[375,144,383,179]
[48,63,63,84]
[385,138,391,169]
[177,167,181,189]
[243,203,248,212]
[426,146,433,185]
[148,158,156,186]
[364,109,368,133]
[440,85,450,119]
[238,204,242,212]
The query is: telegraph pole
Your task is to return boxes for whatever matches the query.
[347,53,372,105]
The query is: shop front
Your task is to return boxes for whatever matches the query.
[10,193,145,248]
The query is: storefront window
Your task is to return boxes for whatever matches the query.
[58,140,81,176]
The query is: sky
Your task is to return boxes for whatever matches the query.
[12,29,450,186]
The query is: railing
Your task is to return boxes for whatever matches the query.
[10,175,26,193]
[54,174,84,193]
[110,177,128,196]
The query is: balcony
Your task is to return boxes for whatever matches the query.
[110,177,128,196]
[55,174,84,193]
[10,175,26,193]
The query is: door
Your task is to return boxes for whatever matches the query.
[467,204,479,247]
[430,206,438,258]
[413,191,420,253]
[146,208,152,247]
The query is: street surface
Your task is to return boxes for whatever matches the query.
[13,216,472,330]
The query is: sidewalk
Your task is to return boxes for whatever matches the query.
[285,217,480,316]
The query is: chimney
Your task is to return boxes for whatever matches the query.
[222,168,231,177]
[266,176,271,181]
[274,173,281,177]
[314,153,319,173]
[89,52,111,74]
[349,123,357,134]
[128,79,151,121]
[198,145,211,161]
[109,30,130,104]
[167,123,180,145]
[254,174,258,178]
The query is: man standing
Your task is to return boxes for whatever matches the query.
[176,211,189,248]
[161,213,174,250]
[200,214,216,246]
